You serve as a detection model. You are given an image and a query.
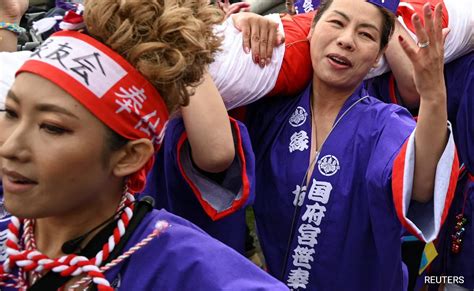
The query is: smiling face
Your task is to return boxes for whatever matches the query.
[0,73,122,219]
[309,0,384,91]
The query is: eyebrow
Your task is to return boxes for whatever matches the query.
[331,10,380,33]
[6,90,79,120]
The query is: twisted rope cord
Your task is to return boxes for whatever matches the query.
[0,193,136,290]
[69,220,170,290]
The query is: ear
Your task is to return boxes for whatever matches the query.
[373,47,386,68]
[110,139,154,178]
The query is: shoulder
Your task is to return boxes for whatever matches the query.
[117,209,286,290]
[359,96,415,129]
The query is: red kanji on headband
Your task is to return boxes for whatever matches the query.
[17,30,169,192]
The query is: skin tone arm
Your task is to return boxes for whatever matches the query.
[0,0,28,52]
[385,19,420,110]
[181,71,235,173]
[399,3,451,203]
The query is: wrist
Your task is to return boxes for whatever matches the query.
[0,21,25,36]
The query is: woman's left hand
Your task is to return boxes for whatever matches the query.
[398,3,450,101]
[217,0,251,19]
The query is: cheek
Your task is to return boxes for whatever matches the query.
[38,138,107,184]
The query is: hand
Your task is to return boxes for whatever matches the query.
[398,3,450,101]
[217,0,251,19]
[0,0,29,23]
[232,12,285,68]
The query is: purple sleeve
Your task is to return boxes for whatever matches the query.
[106,210,287,290]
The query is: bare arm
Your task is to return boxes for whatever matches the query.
[0,0,28,52]
[181,71,235,173]
[399,3,450,203]
[385,19,420,110]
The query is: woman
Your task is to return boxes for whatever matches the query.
[0,0,287,290]
[241,0,458,289]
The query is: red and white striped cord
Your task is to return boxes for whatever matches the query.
[0,192,137,290]
[69,220,170,290]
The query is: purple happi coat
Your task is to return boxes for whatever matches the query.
[0,210,287,290]
[140,116,255,254]
[427,52,474,289]
[294,0,321,14]
[245,83,457,290]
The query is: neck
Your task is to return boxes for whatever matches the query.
[311,76,358,114]
[33,190,124,258]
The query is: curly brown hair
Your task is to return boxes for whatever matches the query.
[84,0,224,112]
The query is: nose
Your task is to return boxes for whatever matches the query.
[336,29,356,51]
[0,120,31,163]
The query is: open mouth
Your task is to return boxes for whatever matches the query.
[327,54,352,67]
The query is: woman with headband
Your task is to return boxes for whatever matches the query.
[0,0,287,290]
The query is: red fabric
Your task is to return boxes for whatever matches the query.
[17,31,169,193]
[176,118,251,221]
[397,0,449,34]
[392,137,459,241]
[268,11,315,97]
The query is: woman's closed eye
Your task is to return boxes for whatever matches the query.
[39,123,72,135]
[359,31,375,41]
[0,108,19,120]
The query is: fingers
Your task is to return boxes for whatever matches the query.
[422,3,436,43]
[398,35,417,62]
[250,19,262,64]
[257,22,268,66]
[235,15,251,54]
[433,3,444,42]
[266,23,277,65]
[412,13,429,47]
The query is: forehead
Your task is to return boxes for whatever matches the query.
[10,73,87,113]
[325,0,382,27]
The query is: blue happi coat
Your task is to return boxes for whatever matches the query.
[0,209,287,290]
[427,52,474,289]
[140,117,255,254]
[245,83,456,290]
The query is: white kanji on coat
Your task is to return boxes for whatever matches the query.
[307,179,333,204]
[302,202,326,226]
[292,246,315,269]
[292,185,307,207]
[287,267,310,289]
[297,224,321,248]
[289,130,309,153]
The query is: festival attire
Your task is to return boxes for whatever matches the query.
[421,52,474,291]
[0,30,287,290]
[0,210,287,290]
[208,1,460,289]
[242,80,458,290]
[140,116,255,253]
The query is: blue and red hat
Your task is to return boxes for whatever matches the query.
[294,0,399,15]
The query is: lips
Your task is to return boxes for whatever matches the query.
[327,53,353,68]
[2,168,38,193]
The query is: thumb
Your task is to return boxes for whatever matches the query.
[441,27,450,44]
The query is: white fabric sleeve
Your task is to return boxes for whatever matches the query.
[396,122,457,243]
[208,14,285,110]
[0,51,31,108]
[443,0,474,63]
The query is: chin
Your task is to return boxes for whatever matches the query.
[3,197,42,219]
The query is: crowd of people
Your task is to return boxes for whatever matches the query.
[0,0,472,290]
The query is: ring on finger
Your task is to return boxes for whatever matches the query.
[417,40,430,48]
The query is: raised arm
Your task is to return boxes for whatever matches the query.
[0,0,28,52]
[385,19,420,110]
[181,71,235,173]
[399,3,451,203]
